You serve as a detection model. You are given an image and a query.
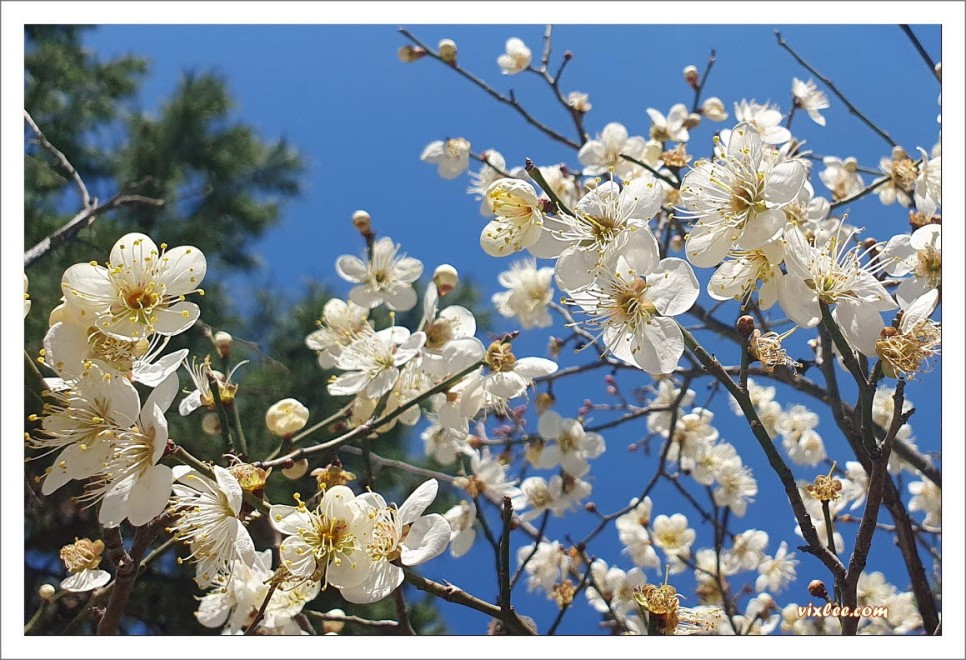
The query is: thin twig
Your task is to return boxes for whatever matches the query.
[899,25,941,83]
[393,582,417,635]
[403,569,534,634]
[775,31,897,148]
[24,109,91,208]
[690,49,717,113]
[303,609,400,629]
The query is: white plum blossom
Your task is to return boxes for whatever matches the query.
[341,479,450,603]
[481,179,545,257]
[271,486,374,591]
[875,147,918,207]
[577,122,660,178]
[459,341,557,418]
[727,529,769,571]
[568,252,699,375]
[755,541,798,593]
[881,224,941,309]
[647,103,691,142]
[792,78,830,126]
[169,465,258,589]
[327,326,426,400]
[819,156,865,201]
[420,138,471,179]
[733,100,792,144]
[60,233,206,340]
[336,236,423,311]
[647,379,696,436]
[651,513,696,559]
[908,476,941,528]
[491,258,555,329]
[706,240,785,309]
[713,459,758,517]
[585,560,647,619]
[497,37,531,74]
[914,147,941,216]
[534,411,605,477]
[468,150,507,216]
[778,224,896,356]
[681,123,806,268]
[701,96,728,122]
[551,177,664,291]
[516,540,573,596]
[421,423,472,464]
[443,499,477,558]
[304,298,370,369]
[776,404,826,467]
[616,497,661,569]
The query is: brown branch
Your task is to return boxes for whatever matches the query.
[842,381,913,634]
[303,609,400,630]
[393,582,417,635]
[403,569,535,634]
[244,578,280,635]
[96,517,166,635]
[23,188,165,269]
[690,49,717,113]
[24,109,91,208]
[399,28,580,150]
[899,25,941,83]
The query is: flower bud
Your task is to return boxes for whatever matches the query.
[351,209,372,236]
[566,90,592,113]
[683,64,699,87]
[433,264,459,296]
[38,584,56,601]
[438,38,458,64]
[736,315,756,339]
[684,112,702,129]
[265,398,309,437]
[397,45,426,63]
[935,61,942,81]
[322,609,346,634]
[282,459,309,480]
[701,96,728,122]
[213,331,233,358]
[201,412,222,436]
[807,579,829,600]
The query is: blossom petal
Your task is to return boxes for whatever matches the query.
[647,258,699,317]
[400,514,451,565]
[398,479,439,526]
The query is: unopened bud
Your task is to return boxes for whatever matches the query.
[585,502,597,513]
[535,392,555,415]
[265,398,309,437]
[701,96,728,122]
[397,45,426,63]
[351,209,372,236]
[438,38,458,64]
[880,326,899,339]
[935,61,942,81]
[433,264,459,296]
[684,112,702,129]
[201,412,222,436]
[737,315,756,339]
[683,64,699,87]
[213,331,233,358]
[808,579,829,600]
[282,459,309,480]
[322,609,346,634]
[38,584,56,601]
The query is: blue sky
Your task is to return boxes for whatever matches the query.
[82,23,942,635]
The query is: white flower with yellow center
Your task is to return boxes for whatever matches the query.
[340,479,450,604]
[680,123,806,268]
[647,103,691,142]
[270,486,373,591]
[43,316,187,389]
[713,459,758,517]
[586,559,647,619]
[578,122,661,178]
[616,497,661,569]
[497,37,532,74]
[458,341,557,418]
[178,356,245,416]
[328,326,426,400]
[876,289,941,378]
[756,542,799,593]
[733,100,792,145]
[61,232,205,340]
[168,465,258,588]
[778,224,896,356]
[914,147,941,216]
[336,236,423,312]
[908,476,941,528]
[516,540,573,596]
[876,147,918,207]
[420,137,471,179]
[568,253,699,375]
[29,364,141,496]
[707,242,785,309]
[651,513,696,558]
[819,156,864,201]
[881,224,941,309]
[418,282,478,377]
[491,258,555,329]
[90,372,180,528]
[304,298,371,369]
[776,404,826,467]
[534,411,605,477]
[468,149,508,216]
[552,178,664,291]
[481,179,545,257]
